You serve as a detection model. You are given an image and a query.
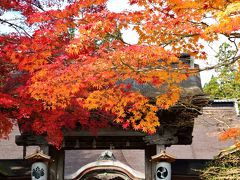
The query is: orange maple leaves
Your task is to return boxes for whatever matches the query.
[83,88,159,133]
[219,128,240,146]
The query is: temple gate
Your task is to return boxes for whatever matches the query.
[15,55,208,180]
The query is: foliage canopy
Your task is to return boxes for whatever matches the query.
[201,145,240,179]
[0,0,240,147]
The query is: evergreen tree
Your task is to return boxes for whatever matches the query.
[204,43,240,104]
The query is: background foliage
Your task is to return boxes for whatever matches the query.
[201,145,240,180]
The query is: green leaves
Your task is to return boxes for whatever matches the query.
[204,43,240,101]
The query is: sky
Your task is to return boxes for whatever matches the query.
[0,11,23,34]
[0,0,224,86]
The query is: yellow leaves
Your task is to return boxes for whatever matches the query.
[127,101,160,133]
[55,21,68,34]
[141,113,159,133]
[29,64,85,109]
[84,90,105,110]
[203,1,240,35]
[216,2,240,18]
[206,16,240,35]
[85,88,131,113]
[168,56,179,63]
[83,88,160,133]
[170,71,188,83]
[171,0,199,11]
[156,85,181,109]
[67,42,85,55]
[210,0,226,9]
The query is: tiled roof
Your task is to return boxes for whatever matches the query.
[167,104,239,159]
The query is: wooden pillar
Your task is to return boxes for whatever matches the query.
[48,147,65,180]
[40,145,49,154]
[145,145,156,180]
[23,145,26,158]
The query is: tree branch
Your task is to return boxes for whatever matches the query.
[0,18,32,37]
[159,33,200,47]
[199,55,240,72]
[24,0,45,12]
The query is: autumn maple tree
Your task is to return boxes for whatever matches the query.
[0,0,240,148]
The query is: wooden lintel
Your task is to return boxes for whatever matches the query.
[63,136,146,149]
[63,128,147,137]
[143,136,178,145]
[63,142,146,150]
[15,135,146,149]
[15,135,47,146]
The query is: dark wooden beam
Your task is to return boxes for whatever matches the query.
[15,135,47,146]
[15,135,147,149]
[145,145,156,180]
[63,136,146,149]
[48,147,65,180]
[63,128,147,137]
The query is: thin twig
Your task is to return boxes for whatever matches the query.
[199,55,240,72]
[0,18,32,37]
